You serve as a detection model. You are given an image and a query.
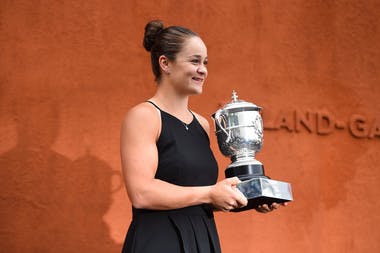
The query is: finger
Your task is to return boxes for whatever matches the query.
[222,206,232,212]
[261,204,271,211]
[256,205,269,213]
[233,188,248,206]
[227,201,238,209]
[226,177,241,186]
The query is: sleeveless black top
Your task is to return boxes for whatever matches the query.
[122,101,221,253]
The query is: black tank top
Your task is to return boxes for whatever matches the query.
[148,101,219,187]
[123,101,222,253]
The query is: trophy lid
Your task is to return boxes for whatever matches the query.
[220,90,261,112]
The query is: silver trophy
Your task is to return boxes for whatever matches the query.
[212,91,293,211]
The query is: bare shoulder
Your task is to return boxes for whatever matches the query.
[192,111,212,136]
[121,102,161,140]
[124,102,158,120]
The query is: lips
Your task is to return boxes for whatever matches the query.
[192,77,204,82]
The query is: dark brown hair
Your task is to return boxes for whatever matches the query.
[143,20,198,82]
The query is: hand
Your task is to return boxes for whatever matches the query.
[255,202,288,213]
[209,177,248,212]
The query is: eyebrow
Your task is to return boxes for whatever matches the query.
[187,55,208,60]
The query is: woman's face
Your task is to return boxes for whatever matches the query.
[167,36,208,95]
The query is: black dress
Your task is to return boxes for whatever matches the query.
[122,101,221,253]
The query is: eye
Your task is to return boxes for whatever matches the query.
[203,60,208,65]
[190,59,200,64]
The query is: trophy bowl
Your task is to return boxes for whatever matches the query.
[212,91,293,211]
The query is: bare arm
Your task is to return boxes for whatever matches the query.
[120,103,247,210]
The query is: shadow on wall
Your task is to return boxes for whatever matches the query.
[0,96,121,252]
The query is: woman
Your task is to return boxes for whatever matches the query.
[120,20,280,253]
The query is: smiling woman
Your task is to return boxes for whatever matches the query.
[165,36,208,95]
[120,20,248,253]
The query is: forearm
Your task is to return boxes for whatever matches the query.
[127,178,213,210]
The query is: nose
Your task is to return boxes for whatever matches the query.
[197,64,207,76]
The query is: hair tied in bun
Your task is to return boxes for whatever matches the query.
[143,20,165,52]
[143,20,197,82]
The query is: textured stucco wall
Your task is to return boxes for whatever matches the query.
[1,0,379,252]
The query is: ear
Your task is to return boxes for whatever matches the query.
[159,55,170,74]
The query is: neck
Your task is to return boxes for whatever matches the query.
[152,82,190,113]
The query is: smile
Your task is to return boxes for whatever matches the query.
[192,77,204,82]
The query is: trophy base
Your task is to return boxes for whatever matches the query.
[232,177,293,212]
[225,163,265,180]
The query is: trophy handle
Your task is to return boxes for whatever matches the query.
[214,111,232,143]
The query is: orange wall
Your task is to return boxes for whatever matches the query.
[1,1,379,252]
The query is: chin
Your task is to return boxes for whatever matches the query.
[189,83,204,94]
[190,87,203,95]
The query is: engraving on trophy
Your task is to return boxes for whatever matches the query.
[212,91,293,211]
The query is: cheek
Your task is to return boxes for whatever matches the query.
[183,68,196,77]
[191,66,200,74]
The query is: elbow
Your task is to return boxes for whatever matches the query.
[130,198,147,209]
[128,191,152,209]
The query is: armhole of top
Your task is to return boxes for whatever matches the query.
[146,101,162,142]
[190,110,211,141]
